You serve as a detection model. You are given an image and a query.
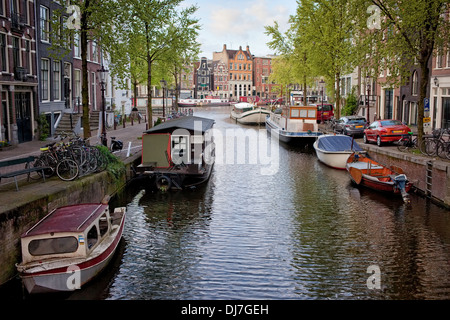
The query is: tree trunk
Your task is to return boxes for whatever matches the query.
[335,71,341,119]
[303,76,307,106]
[145,23,153,128]
[417,58,430,144]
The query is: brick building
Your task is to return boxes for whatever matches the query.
[253,55,280,101]
[0,0,38,145]
[213,44,253,101]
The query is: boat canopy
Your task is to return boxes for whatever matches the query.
[317,135,363,152]
[144,116,215,134]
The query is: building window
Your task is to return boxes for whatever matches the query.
[74,33,81,58]
[91,72,96,110]
[12,37,20,67]
[411,71,418,96]
[92,42,98,63]
[74,69,81,100]
[41,59,50,101]
[40,6,50,42]
[0,0,5,17]
[53,61,61,101]
[0,33,7,72]
[25,39,31,73]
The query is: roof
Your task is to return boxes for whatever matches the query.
[144,116,215,134]
[23,204,108,237]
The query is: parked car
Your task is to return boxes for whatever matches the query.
[334,115,367,136]
[363,119,412,147]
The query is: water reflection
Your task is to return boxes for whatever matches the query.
[100,108,450,300]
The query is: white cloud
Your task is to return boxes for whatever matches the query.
[184,0,296,57]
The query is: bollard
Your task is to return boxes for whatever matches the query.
[126,141,132,157]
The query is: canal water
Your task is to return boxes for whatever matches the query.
[5,107,450,300]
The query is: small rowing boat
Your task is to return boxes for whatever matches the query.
[346,152,412,202]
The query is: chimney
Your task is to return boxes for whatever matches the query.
[223,44,227,51]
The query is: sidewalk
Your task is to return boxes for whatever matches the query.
[0,121,147,195]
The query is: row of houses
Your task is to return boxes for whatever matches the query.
[177,45,281,102]
[0,0,131,146]
[340,51,450,133]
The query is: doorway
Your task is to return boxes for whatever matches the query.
[15,92,32,143]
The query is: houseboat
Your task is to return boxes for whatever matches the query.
[136,116,215,191]
[230,102,270,125]
[16,201,126,294]
[265,105,323,145]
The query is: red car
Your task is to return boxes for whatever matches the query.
[363,119,412,147]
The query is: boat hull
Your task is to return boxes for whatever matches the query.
[230,109,270,124]
[314,146,353,170]
[265,117,321,145]
[352,174,413,195]
[19,210,126,294]
[346,153,413,201]
[313,135,364,169]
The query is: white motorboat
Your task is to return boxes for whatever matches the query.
[313,134,365,170]
[230,102,270,125]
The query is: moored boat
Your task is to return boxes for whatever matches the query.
[313,134,365,170]
[265,105,322,145]
[230,102,270,125]
[178,97,230,108]
[346,152,412,202]
[136,115,215,191]
[16,200,126,294]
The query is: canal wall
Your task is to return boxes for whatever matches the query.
[361,143,450,208]
[0,154,141,286]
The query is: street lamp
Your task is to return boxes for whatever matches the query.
[319,79,325,122]
[98,65,108,146]
[160,79,167,118]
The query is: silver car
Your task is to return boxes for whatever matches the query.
[334,116,367,136]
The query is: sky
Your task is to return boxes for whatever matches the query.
[180,0,298,59]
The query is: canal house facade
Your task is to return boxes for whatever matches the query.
[196,57,211,99]
[0,0,38,145]
[36,0,74,137]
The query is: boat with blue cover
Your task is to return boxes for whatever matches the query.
[313,134,365,169]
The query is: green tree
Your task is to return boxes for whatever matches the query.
[266,0,366,117]
[360,0,449,142]
[50,0,119,139]
[109,0,200,128]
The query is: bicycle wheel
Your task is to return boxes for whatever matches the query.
[424,139,439,156]
[437,141,447,159]
[56,159,79,181]
[397,138,408,152]
[418,138,428,155]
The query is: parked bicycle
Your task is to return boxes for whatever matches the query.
[27,131,109,182]
[397,132,417,153]
[421,128,450,159]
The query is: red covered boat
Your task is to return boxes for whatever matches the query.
[346,152,412,202]
[16,200,126,294]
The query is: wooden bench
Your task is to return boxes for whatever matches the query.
[0,156,50,191]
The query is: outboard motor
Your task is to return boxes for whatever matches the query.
[394,174,409,202]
